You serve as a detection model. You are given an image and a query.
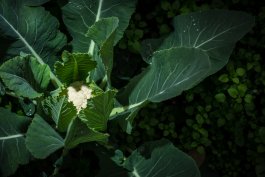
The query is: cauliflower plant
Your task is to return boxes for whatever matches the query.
[67,81,92,113]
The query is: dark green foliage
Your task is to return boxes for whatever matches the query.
[0,0,260,177]
[113,0,265,177]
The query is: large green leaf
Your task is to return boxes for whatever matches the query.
[64,118,108,149]
[0,108,31,177]
[86,17,119,86]
[54,51,97,85]
[42,95,77,132]
[121,48,210,105]
[60,0,136,53]
[79,90,116,131]
[0,0,66,64]
[142,10,254,67]
[26,115,64,159]
[0,55,51,99]
[124,139,200,177]
[158,10,254,74]
[118,9,254,107]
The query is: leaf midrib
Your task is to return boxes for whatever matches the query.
[0,14,43,64]
[88,0,103,54]
[0,134,24,140]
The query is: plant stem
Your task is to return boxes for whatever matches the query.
[5,91,20,99]
[109,101,145,118]
[52,148,69,176]
[50,72,63,88]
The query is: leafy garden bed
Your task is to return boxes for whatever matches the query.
[0,0,264,177]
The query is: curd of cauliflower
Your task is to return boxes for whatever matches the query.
[67,81,92,113]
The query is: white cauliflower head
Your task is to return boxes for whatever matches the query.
[67,81,92,113]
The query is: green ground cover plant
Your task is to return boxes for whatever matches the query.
[0,0,255,176]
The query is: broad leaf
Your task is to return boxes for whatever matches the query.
[60,0,136,52]
[158,10,255,74]
[79,90,116,131]
[118,9,254,109]
[124,139,200,177]
[65,118,108,149]
[19,98,36,116]
[0,55,51,99]
[54,51,97,85]
[86,17,119,86]
[42,95,77,132]
[0,108,31,177]
[26,115,64,159]
[121,48,210,105]
[0,0,66,64]
[142,10,254,69]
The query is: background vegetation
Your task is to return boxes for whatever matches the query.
[112,0,265,177]
[1,0,264,177]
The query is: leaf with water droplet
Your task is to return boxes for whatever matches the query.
[19,98,36,116]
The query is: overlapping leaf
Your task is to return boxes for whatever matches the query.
[79,90,116,131]
[122,48,210,105]
[86,17,119,86]
[0,0,66,65]
[42,95,77,132]
[64,118,108,149]
[158,10,255,74]
[0,108,31,177]
[55,52,96,85]
[119,10,255,107]
[60,0,136,52]
[0,55,51,98]
[124,139,200,177]
[26,115,64,159]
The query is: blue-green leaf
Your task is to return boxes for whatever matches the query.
[42,95,77,132]
[79,90,116,131]
[145,10,255,73]
[54,51,97,85]
[124,139,200,177]
[0,0,66,65]
[61,0,136,52]
[122,48,210,105]
[0,55,51,99]
[0,108,31,177]
[26,115,64,159]
[64,118,108,149]
[86,17,119,86]
[117,10,254,123]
